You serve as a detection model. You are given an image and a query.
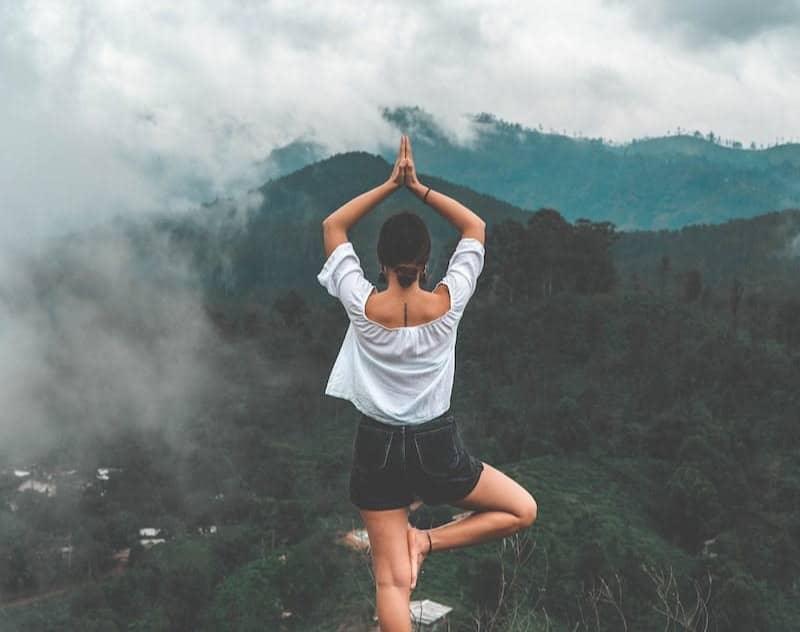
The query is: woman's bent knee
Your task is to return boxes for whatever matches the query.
[516,494,538,528]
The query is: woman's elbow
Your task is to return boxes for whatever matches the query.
[462,220,486,244]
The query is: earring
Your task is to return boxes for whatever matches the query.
[420,265,428,284]
[378,266,387,284]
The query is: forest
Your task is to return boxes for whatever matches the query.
[1,153,799,630]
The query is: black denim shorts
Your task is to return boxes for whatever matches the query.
[349,409,485,511]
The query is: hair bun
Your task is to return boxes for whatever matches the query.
[395,265,419,288]
[377,211,431,288]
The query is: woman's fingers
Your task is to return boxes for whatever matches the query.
[405,136,419,186]
[395,135,417,187]
[387,135,406,186]
[389,137,404,186]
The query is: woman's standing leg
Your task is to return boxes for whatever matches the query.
[360,506,413,632]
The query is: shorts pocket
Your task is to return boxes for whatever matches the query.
[413,423,463,476]
[353,424,393,472]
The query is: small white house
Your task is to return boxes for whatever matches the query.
[139,527,161,537]
[701,535,719,559]
[17,479,57,496]
[196,525,218,535]
[340,528,370,551]
[409,599,453,631]
[138,527,165,549]
[96,467,123,481]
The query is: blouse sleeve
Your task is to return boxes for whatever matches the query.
[437,237,485,316]
[317,241,375,322]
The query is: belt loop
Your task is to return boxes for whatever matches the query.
[401,425,406,467]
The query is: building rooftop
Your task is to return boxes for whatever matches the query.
[409,599,453,625]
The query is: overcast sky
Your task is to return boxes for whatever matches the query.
[2,0,800,245]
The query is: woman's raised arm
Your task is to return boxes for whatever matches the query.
[402,135,486,244]
[321,137,406,258]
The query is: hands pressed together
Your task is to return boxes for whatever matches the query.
[388,135,426,196]
[320,133,481,253]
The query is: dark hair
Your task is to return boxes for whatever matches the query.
[377,211,431,288]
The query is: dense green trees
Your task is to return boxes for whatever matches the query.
[204,555,284,631]
[483,209,618,301]
[3,186,799,629]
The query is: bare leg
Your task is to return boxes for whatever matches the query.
[360,506,413,632]
[408,462,537,588]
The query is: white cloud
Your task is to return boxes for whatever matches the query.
[1,0,799,247]
[0,218,294,462]
[609,0,800,45]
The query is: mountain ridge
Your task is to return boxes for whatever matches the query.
[168,150,800,309]
[257,106,800,230]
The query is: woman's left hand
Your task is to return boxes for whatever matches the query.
[387,135,408,189]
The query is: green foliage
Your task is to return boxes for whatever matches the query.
[127,607,169,631]
[613,209,800,297]
[4,152,800,629]
[553,396,590,454]
[663,464,723,550]
[276,530,345,613]
[484,210,618,304]
[708,562,771,632]
[202,553,284,632]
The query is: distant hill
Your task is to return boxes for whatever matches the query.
[611,209,800,297]
[255,138,328,182]
[180,151,530,306]
[152,151,800,312]
[259,106,800,230]
[622,135,800,168]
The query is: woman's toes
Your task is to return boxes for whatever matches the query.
[407,527,419,589]
[417,529,430,562]
[413,529,431,590]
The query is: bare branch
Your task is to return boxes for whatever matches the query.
[642,563,712,632]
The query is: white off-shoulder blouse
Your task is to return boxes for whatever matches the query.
[316,237,485,425]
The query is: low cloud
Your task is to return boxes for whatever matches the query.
[0,213,296,465]
[0,223,213,460]
[2,0,800,253]
[610,0,800,45]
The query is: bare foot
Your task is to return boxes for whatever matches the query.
[407,526,430,590]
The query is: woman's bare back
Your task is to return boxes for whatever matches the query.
[364,284,451,329]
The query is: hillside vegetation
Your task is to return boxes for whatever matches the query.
[2,154,799,630]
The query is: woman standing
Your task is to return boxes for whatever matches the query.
[317,135,537,631]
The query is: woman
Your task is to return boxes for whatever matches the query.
[317,135,538,631]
